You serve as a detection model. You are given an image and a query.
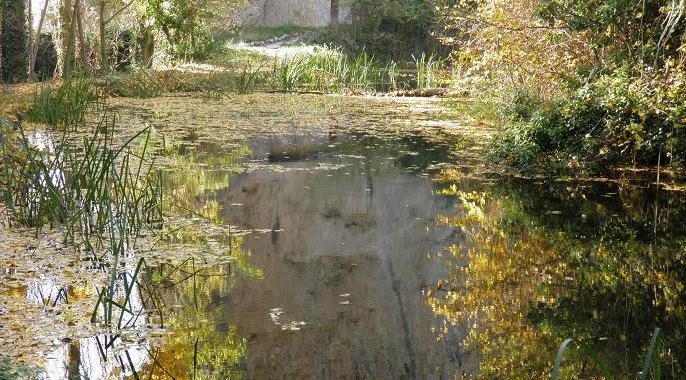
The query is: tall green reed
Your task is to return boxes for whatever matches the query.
[27,80,100,126]
[235,61,265,94]
[414,53,441,90]
[272,49,401,92]
[1,116,161,246]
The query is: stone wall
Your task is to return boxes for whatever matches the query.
[240,0,350,27]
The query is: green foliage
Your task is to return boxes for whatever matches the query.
[504,87,542,122]
[489,68,686,174]
[551,328,663,380]
[537,0,686,63]
[306,0,442,61]
[0,0,28,83]
[27,80,100,125]
[144,0,246,61]
[0,357,42,380]
[33,33,58,81]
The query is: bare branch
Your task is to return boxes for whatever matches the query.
[104,0,136,25]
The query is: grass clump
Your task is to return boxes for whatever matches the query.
[413,53,442,89]
[272,49,408,92]
[235,62,265,94]
[0,115,162,248]
[99,68,268,97]
[27,80,99,125]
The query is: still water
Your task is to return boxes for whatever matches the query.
[1,94,684,378]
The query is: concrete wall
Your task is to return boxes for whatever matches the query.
[241,0,351,27]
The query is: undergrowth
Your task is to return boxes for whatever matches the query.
[487,67,686,175]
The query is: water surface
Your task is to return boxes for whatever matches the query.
[2,94,685,379]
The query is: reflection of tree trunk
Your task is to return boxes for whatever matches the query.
[330,0,339,25]
[67,341,81,380]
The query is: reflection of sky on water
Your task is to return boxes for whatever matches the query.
[44,335,150,380]
[27,257,151,379]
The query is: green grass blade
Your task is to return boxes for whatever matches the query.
[585,348,614,380]
[641,327,662,380]
[552,338,573,380]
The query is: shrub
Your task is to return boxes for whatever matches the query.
[489,68,686,174]
[305,0,442,61]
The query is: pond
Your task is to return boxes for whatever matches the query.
[1,93,685,378]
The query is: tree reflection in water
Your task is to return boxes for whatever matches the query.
[429,177,686,378]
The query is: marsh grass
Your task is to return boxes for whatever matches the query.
[551,328,664,379]
[27,80,100,125]
[414,53,442,90]
[235,61,265,94]
[0,112,162,247]
[89,49,449,97]
[271,49,410,92]
[1,111,165,333]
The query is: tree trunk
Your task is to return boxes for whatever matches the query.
[29,0,50,78]
[99,2,107,71]
[27,0,32,76]
[75,0,88,73]
[59,0,73,78]
[63,0,80,79]
[139,21,154,68]
[330,0,339,25]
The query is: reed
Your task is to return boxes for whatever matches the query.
[551,328,664,379]
[414,52,441,90]
[1,113,162,255]
[235,61,264,94]
[272,49,397,92]
[27,80,100,125]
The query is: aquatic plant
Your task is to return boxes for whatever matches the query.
[551,328,663,380]
[0,113,162,250]
[235,61,264,94]
[413,52,441,90]
[274,54,312,91]
[27,80,100,125]
[272,49,399,92]
[384,60,399,91]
